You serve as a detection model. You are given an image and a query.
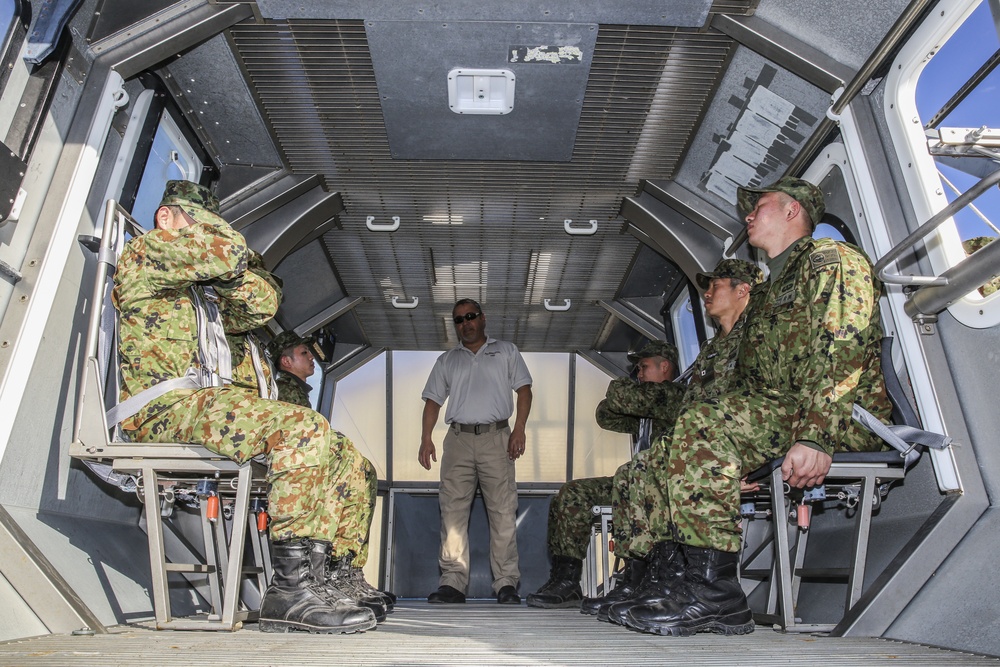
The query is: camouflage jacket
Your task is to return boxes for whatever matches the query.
[276,371,312,408]
[113,220,281,430]
[736,236,890,455]
[595,376,686,443]
[683,315,747,405]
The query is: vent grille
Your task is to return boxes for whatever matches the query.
[231,19,735,350]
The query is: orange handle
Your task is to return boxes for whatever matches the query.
[257,511,269,533]
[206,494,220,522]
[796,503,810,529]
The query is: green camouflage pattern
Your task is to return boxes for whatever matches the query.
[595,377,686,444]
[268,331,315,361]
[272,369,378,564]
[695,259,764,290]
[157,180,226,228]
[610,449,656,558]
[616,319,748,558]
[737,176,826,228]
[544,377,685,558]
[113,213,367,544]
[963,236,999,296]
[682,316,747,404]
[546,476,613,560]
[129,387,365,542]
[644,236,890,553]
[275,371,312,409]
[626,340,679,366]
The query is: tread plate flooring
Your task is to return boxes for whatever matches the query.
[2,602,997,666]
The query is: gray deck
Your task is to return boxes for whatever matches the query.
[1,602,997,666]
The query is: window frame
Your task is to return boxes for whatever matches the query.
[883,0,1000,328]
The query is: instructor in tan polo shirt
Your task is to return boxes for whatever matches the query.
[419,298,533,605]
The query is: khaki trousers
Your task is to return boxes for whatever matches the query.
[438,425,519,594]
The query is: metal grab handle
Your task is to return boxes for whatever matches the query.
[564,219,598,235]
[544,298,571,311]
[391,296,419,309]
[367,215,400,232]
[874,167,1000,283]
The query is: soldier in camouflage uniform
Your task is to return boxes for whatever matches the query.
[268,331,395,611]
[113,180,378,634]
[585,259,762,620]
[962,236,999,297]
[526,341,685,609]
[618,177,891,637]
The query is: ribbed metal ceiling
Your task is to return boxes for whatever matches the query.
[230,11,741,351]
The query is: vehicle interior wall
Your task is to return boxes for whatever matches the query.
[0,0,995,650]
[0,1,228,638]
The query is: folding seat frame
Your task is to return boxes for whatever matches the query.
[739,338,949,633]
[70,200,271,631]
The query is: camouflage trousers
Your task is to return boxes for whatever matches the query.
[547,476,612,561]
[130,386,369,549]
[643,391,882,553]
[610,448,657,559]
[547,452,651,561]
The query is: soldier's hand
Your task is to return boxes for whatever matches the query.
[418,439,437,470]
[781,442,832,488]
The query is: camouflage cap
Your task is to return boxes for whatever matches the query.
[267,331,315,361]
[737,176,826,228]
[695,258,765,290]
[157,180,226,227]
[627,340,679,367]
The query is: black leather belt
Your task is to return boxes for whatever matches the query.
[452,419,509,435]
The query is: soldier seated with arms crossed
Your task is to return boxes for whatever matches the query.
[114,181,380,634]
[268,332,395,616]
[609,177,891,637]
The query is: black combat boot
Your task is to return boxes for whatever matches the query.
[526,555,584,608]
[623,545,754,636]
[580,556,647,616]
[259,539,378,634]
[341,554,396,612]
[603,541,685,625]
[322,547,388,623]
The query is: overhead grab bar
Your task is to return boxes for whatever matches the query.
[874,167,1000,285]
[544,299,571,311]
[564,219,598,236]
[367,215,400,232]
[391,296,419,309]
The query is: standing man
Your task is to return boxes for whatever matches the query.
[419,299,533,604]
[268,332,395,614]
[527,341,685,609]
[617,177,891,637]
[594,259,762,622]
[114,180,376,634]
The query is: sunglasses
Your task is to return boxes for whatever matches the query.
[453,312,483,325]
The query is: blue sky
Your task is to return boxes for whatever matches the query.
[915,1,1000,241]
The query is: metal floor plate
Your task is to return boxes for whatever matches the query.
[1,602,997,666]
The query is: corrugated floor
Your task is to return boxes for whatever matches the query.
[1,603,997,667]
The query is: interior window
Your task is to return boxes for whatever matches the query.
[670,290,701,372]
[130,112,203,229]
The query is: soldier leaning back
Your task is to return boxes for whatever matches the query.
[613,177,891,637]
[113,180,379,634]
